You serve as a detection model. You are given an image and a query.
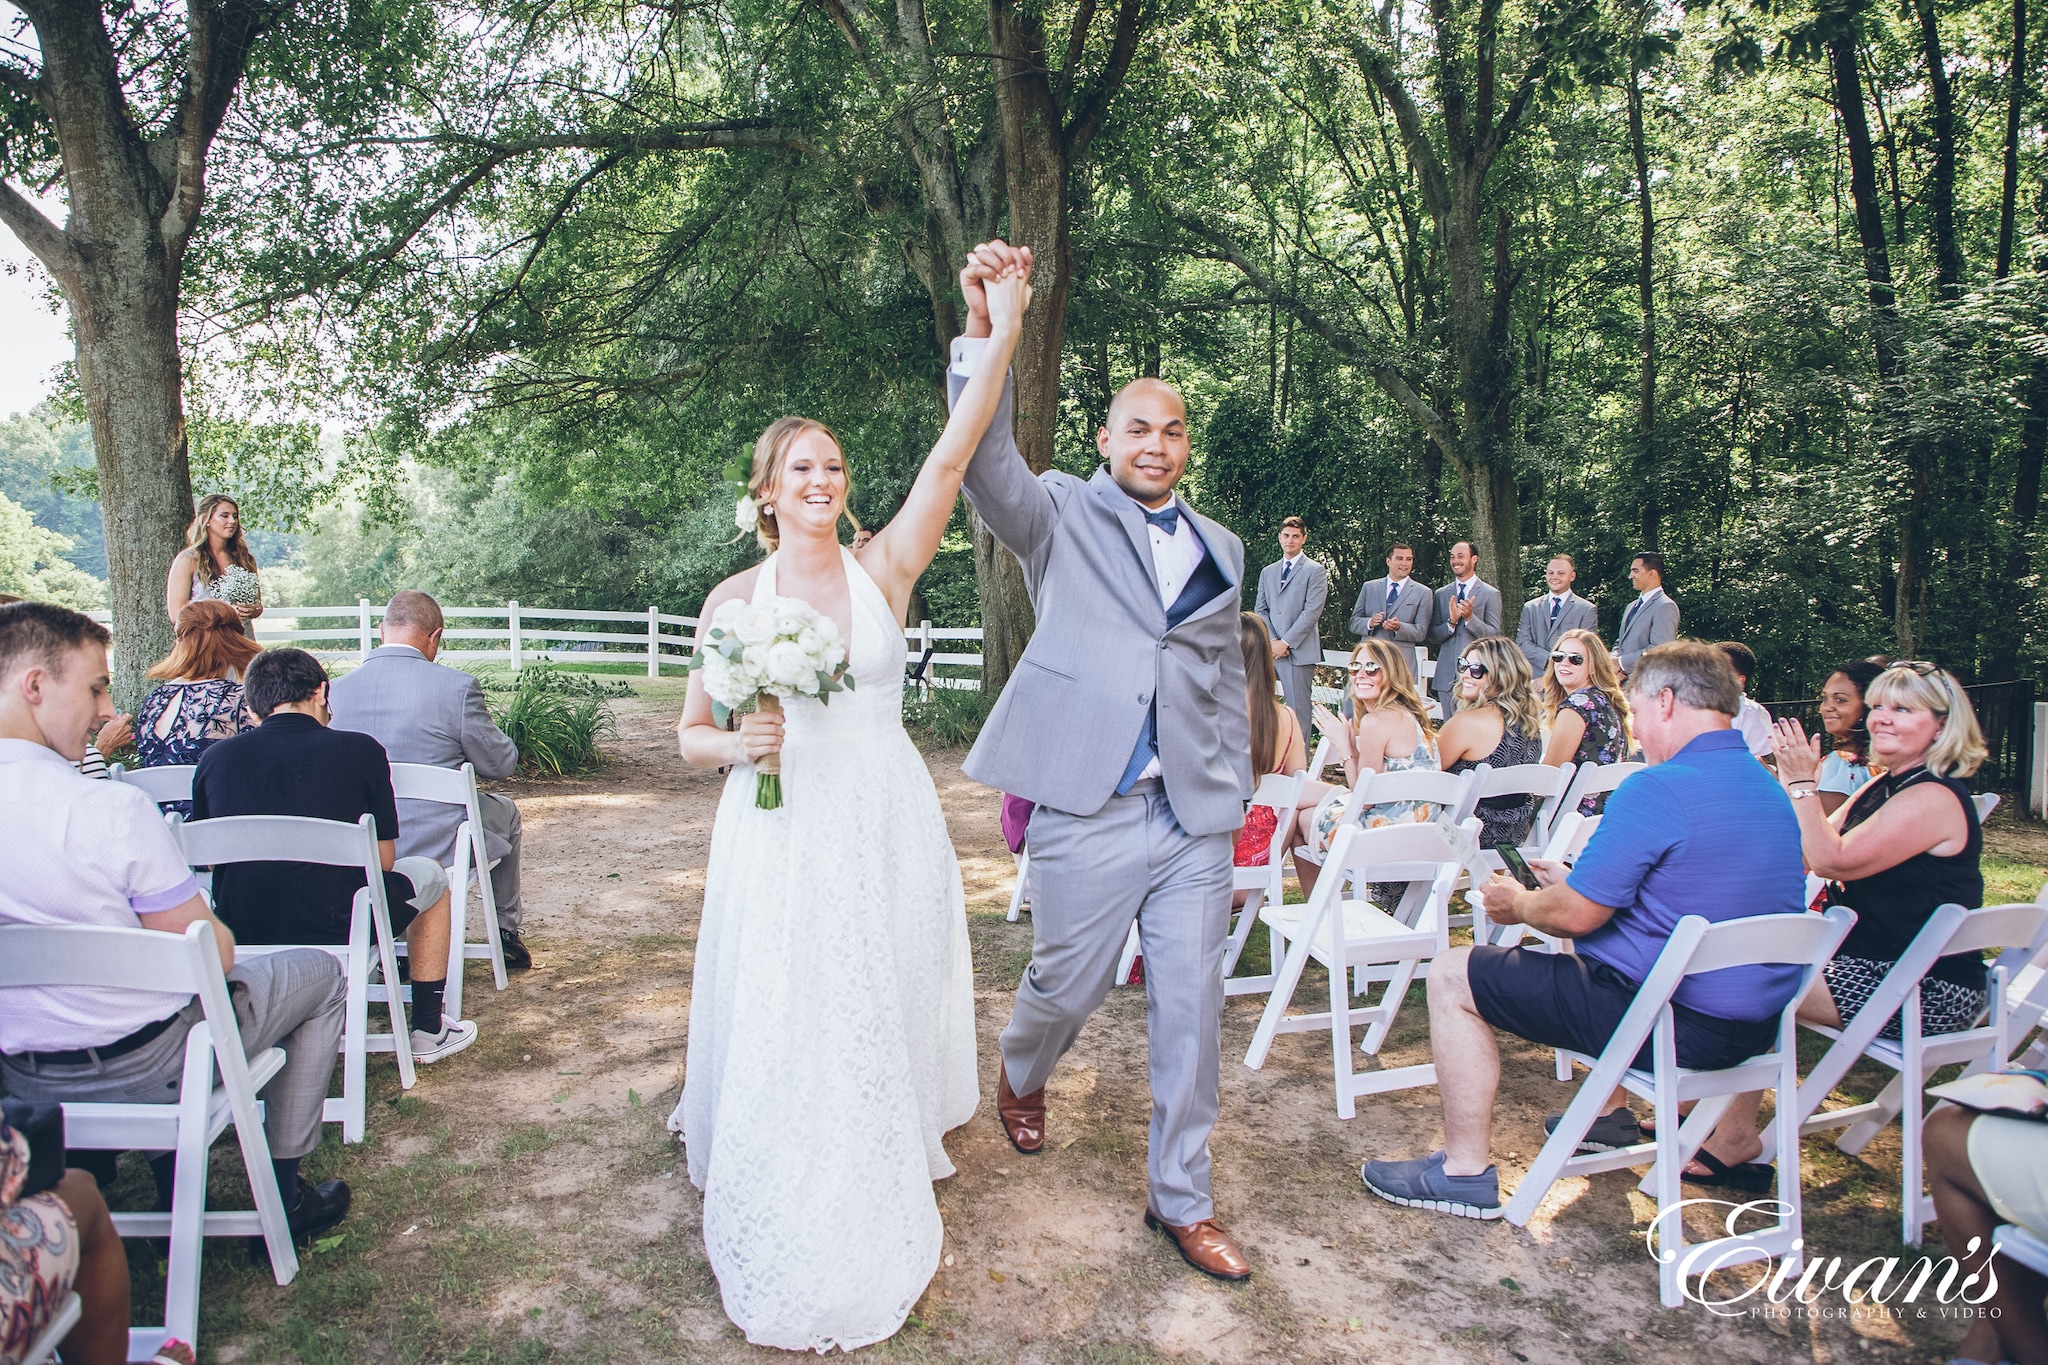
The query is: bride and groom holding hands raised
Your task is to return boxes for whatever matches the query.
[672,240,1254,1351]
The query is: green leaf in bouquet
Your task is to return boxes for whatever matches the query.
[711,700,731,726]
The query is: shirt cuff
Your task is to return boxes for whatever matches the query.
[130,874,203,916]
[950,335,990,380]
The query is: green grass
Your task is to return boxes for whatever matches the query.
[1985,852,2046,905]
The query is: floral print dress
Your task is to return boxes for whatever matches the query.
[0,1121,77,1365]
[1307,729,1442,856]
[136,678,255,815]
[1560,687,1627,815]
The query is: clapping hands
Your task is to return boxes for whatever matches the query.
[1772,717,1824,786]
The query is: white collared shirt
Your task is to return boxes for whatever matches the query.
[0,737,201,1052]
[1144,500,1204,611]
[1451,574,1484,602]
[1638,586,1663,604]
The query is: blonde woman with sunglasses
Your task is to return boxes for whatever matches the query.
[1540,628,1631,814]
[1437,635,1546,848]
[1293,637,1439,899]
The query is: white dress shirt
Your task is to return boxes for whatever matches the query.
[0,737,201,1052]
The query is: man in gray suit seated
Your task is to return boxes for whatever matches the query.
[328,591,531,970]
[1515,553,1598,674]
[951,239,1253,1282]
[1349,542,1433,682]
[1614,551,1681,677]
[1253,515,1327,742]
[1427,540,1502,710]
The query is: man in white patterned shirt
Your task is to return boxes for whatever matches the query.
[0,601,352,1240]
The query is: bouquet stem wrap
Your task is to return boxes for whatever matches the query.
[753,692,784,809]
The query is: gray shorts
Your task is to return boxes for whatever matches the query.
[383,856,448,935]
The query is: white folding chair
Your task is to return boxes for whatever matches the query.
[1242,819,1477,1115]
[1994,1223,2048,1275]
[171,813,417,1142]
[1219,771,1309,993]
[1291,767,1479,875]
[1974,792,2001,822]
[1503,906,1855,1307]
[20,1291,80,1365]
[1445,761,1575,927]
[110,762,198,805]
[389,761,508,1020]
[1007,845,1030,922]
[1546,761,1645,845]
[1715,898,2048,1245]
[0,922,300,1359]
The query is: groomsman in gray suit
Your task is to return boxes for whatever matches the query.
[1349,543,1434,682]
[1253,516,1326,741]
[1515,553,1599,673]
[949,240,1253,1281]
[1615,551,1681,675]
[1427,541,1502,708]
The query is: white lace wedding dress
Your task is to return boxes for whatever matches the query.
[669,547,979,1352]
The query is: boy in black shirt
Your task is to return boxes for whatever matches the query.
[192,648,476,1062]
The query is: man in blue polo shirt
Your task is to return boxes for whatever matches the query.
[1361,640,1806,1219]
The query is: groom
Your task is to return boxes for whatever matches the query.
[949,241,1254,1280]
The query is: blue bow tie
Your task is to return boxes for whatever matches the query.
[1143,505,1181,536]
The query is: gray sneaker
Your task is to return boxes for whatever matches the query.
[1362,1150,1503,1220]
[409,1020,478,1064]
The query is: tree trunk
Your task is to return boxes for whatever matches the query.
[1996,0,2028,281]
[71,260,192,706]
[1911,0,1964,299]
[1627,55,1658,550]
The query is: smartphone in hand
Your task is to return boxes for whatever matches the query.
[1497,845,1542,891]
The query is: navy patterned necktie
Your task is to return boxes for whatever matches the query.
[1280,559,1294,588]
[1549,595,1561,625]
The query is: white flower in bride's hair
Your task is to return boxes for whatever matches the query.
[765,640,810,688]
[731,605,775,647]
[734,495,759,534]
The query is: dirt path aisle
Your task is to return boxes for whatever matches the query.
[201,683,1956,1365]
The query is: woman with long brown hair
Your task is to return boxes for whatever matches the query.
[1290,637,1440,898]
[1437,634,1546,847]
[1539,626,1632,814]
[134,599,261,812]
[1233,613,1307,868]
[165,493,263,631]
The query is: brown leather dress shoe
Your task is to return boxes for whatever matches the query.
[995,1068,1045,1154]
[1145,1209,1251,1281]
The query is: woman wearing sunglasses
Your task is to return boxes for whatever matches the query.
[1606,660,1993,1189]
[1436,636,1545,848]
[1540,628,1631,814]
[1293,638,1439,899]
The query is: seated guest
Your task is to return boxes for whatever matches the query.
[328,591,532,970]
[1,1114,148,1365]
[1539,627,1631,812]
[1924,1102,2048,1365]
[135,598,261,814]
[1233,612,1307,873]
[1716,641,1773,760]
[0,602,351,1246]
[1816,658,1886,815]
[1436,635,1544,848]
[1360,641,1806,1219]
[0,594,126,778]
[191,648,477,1062]
[1293,639,1439,901]
[1631,660,1992,1185]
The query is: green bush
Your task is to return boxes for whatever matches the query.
[491,661,622,774]
[901,683,996,748]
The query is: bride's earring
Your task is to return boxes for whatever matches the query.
[761,503,774,516]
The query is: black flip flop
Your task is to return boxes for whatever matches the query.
[1680,1149,1776,1193]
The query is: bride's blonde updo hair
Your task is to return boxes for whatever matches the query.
[747,416,857,552]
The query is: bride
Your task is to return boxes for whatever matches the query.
[671,260,1030,1350]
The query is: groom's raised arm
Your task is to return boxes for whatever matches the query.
[949,337,1055,569]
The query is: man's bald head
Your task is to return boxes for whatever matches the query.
[1098,378,1191,508]
[382,590,446,659]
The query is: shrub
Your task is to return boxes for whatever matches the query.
[901,683,996,748]
[492,661,622,774]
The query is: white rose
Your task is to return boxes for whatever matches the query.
[734,495,759,534]
[765,640,810,689]
[814,615,841,647]
[796,625,824,657]
[732,605,776,647]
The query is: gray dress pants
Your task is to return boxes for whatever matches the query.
[0,947,346,1160]
[1277,658,1317,745]
[999,782,1232,1225]
[479,791,523,933]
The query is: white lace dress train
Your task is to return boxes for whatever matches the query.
[669,548,979,1352]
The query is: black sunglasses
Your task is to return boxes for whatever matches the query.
[1455,659,1489,677]
[1550,651,1587,667]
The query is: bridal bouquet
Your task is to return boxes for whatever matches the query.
[692,595,854,808]
[215,564,262,608]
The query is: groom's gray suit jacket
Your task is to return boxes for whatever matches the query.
[950,375,1251,837]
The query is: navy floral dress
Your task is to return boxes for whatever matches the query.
[136,678,254,815]
[1560,688,1627,815]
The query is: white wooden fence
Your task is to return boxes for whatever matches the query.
[100,602,988,686]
